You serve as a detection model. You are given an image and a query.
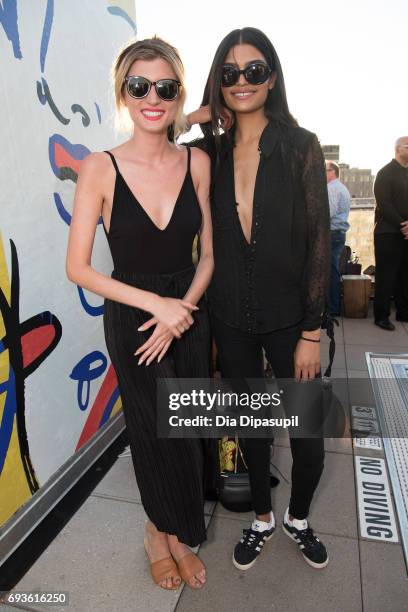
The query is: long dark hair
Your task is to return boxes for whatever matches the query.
[200,27,298,151]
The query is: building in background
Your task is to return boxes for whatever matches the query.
[322,144,339,162]
[347,203,375,271]
[339,164,374,198]
[323,145,375,197]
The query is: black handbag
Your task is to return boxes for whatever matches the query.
[216,435,279,512]
[218,436,252,512]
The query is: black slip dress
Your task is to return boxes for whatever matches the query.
[102,146,210,546]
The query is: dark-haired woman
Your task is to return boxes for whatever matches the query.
[187,27,331,571]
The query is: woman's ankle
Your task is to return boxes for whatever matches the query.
[146,521,166,539]
[168,535,189,553]
[168,534,183,546]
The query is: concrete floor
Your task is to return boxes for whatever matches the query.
[2,305,408,612]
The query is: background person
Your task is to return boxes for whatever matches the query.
[373,136,408,330]
[325,161,350,316]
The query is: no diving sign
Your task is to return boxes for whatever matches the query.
[355,456,399,543]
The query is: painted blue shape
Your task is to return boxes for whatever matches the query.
[40,0,54,73]
[53,193,102,227]
[0,365,17,474]
[94,102,102,124]
[107,6,137,33]
[0,0,22,59]
[69,351,108,411]
[100,386,120,426]
[77,287,104,317]
[53,193,72,225]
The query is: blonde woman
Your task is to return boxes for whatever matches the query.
[66,37,213,590]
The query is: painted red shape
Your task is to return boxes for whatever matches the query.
[21,325,56,369]
[54,142,82,175]
[76,365,119,450]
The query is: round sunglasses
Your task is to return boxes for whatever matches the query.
[221,61,272,87]
[124,76,181,101]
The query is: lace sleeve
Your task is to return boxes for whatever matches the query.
[301,134,331,331]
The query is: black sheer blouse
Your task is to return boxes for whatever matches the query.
[190,120,330,333]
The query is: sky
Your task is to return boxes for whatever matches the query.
[135,0,408,174]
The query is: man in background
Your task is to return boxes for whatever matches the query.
[326,161,351,316]
[373,137,408,331]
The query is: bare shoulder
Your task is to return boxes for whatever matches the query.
[79,151,112,178]
[77,152,115,196]
[190,145,210,167]
[189,146,210,184]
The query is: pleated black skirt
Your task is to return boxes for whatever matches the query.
[103,266,211,547]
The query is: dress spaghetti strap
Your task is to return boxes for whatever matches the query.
[105,148,190,176]
[104,150,120,175]
[186,145,191,173]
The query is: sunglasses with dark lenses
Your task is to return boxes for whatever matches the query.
[221,61,272,87]
[124,76,181,101]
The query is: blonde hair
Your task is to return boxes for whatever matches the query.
[112,36,187,140]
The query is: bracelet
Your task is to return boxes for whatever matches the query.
[300,336,320,343]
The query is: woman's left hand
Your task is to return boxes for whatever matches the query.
[187,105,234,131]
[135,317,175,365]
[294,338,321,381]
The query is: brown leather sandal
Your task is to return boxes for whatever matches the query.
[144,539,182,590]
[176,553,206,589]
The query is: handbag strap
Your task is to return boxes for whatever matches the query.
[236,436,248,471]
[321,309,339,378]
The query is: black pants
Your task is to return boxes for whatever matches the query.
[211,314,325,520]
[374,232,408,321]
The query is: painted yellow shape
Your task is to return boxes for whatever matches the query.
[110,395,123,418]
[0,233,33,527]
[0,421,33,525]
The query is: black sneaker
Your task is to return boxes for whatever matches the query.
[282,509,329,569]
[232,519,275,570]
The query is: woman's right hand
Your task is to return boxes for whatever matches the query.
[148,296,198,338]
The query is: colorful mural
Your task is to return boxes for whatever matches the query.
[0,235,62,515]
[0,1,136,528]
